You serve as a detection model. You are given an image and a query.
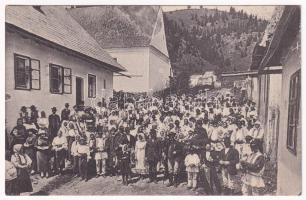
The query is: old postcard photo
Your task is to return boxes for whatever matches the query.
[4,3,301,196]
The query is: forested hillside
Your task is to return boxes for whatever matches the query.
[163,7,268,79]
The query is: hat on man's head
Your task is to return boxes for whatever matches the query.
[255,120,261,125]
[51,107,57,111]
[65,103,69,107]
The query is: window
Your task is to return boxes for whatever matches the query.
[287,69,301,155]
[88,74,96,98]
[49,64,71,94]
[14,54,41,90]
[103,79,106,89]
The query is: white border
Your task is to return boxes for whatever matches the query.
[1,1,305,200]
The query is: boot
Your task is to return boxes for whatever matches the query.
[166,174,173,187]
[173,174,178,187]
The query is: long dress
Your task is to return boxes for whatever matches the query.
[35,136,50,173]
[11,153,33,194]
[134,140,147,174]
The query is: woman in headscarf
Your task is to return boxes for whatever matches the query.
[35,128,51,178]
[9,118,27,149]
[5,151,18,195]
[10,144,33,194]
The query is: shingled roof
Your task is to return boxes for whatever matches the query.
[68,6,160,48]
[6,6,126,72]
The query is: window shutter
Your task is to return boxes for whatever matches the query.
[63,67,72,94]
[30,59,41,90]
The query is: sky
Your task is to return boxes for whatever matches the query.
[162,6,276,20]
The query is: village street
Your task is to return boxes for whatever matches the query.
[5,5,301,197]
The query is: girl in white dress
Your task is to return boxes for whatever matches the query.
[134,133,147,179]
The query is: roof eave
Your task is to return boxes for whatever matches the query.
[6,23,126,73]
[258,6,298,72]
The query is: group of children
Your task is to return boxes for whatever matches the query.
[6,91,266,195]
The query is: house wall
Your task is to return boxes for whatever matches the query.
[266,73,282,162]
[258,74,269,125]
[106,47,150,93]
[5,31,113,132]
[149,47,171,92]
[257,72,282,162]
[277,39,301,195]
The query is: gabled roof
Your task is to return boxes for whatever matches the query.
[68,6,160,49]
[6,6,126,72]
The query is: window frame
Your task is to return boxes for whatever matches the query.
[88,74,97,98]
[49,64,72,95]
[63,67,72,94]
[286,69,301,155]
[30,58,41,90]
[14,53,41,90]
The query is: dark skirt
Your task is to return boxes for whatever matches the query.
[37,149,50,172]
[54,149,66,171]
[25,147,37,171]
[120,159,131,175]
[5,179,19,195]
[16,168,33,194]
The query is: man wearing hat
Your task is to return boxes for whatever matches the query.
[219,137,239,195]
[166,131,184,187]
[145,129,159,183]
[48,107,61,142]
[61,103,70,122]
[240,139,265,195]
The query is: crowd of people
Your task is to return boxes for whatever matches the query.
[5,90,266,196]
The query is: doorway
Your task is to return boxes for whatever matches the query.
[75,77,84,106]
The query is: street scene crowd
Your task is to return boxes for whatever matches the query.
[5,90,266,196]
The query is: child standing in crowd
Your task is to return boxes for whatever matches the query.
[71,135,81,177]
[184,146,201,191]
[118,142,131,186]
[95,131,109,177]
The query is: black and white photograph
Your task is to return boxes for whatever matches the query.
[3,2,302,196]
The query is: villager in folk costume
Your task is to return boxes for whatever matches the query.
[61,103,71,122]
[219,137,239,195]
[241,139,265,195]
[145,129,159,183]
[76,137,91,181]
[95,130,109,177]
[10,144,33,194]
[52,130,68,175]
[5,151,18,195]
[184,145,201,191]
[35,128,51,178]
[48,107,61,141]
[23,128,38,175]
[134,133,147,178]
